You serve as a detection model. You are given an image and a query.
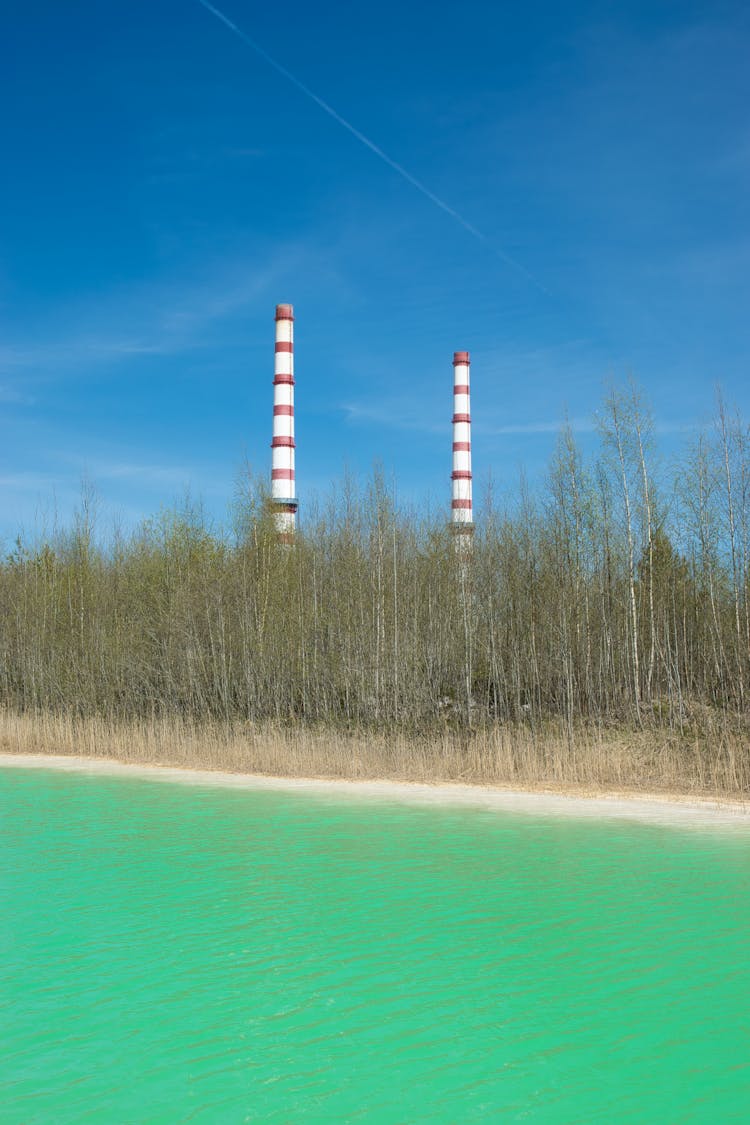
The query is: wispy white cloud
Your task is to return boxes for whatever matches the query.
[0,461,195,494]
[0,380,34,404]
[650,238,750,288]
[0,472,59,492]
[482,418,597,435]
[341,400,442,434]
[225,147,264,158]
[47,449,222,492]
[341,399,601,437]
[0,338,172,375]
[0,456,229,544]
[86,456,233,499]
[144,133,266,183]
[88,461,196,486]
[343,398,697,440]
[0,242,311,381]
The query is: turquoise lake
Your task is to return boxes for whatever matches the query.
[1,766,749,1122]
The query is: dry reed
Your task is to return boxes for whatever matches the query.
[1,709,747,799]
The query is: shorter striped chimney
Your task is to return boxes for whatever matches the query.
[451,350,473,544]
[271,303,298,540]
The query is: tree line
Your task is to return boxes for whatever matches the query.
[1,384,749,742]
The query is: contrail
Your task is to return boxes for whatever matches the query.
[194,0,545,291]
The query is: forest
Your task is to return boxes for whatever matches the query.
[2,383,749,793]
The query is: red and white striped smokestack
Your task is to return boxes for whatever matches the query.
[451,350,473,537]
[271,303,298,538]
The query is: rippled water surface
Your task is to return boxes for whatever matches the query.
[2,768,750,1123]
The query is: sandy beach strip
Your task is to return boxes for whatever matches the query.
[2,751,750,831]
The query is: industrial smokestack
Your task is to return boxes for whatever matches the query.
[451,350,473,545]
[271,303,297,540]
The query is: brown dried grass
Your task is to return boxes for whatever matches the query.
[1,708,748,798]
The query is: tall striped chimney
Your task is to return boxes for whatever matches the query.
[271,303,297,539]
[451,350,473,544]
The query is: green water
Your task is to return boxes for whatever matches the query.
[1,769,749,1123]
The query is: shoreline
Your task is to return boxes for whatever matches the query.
[3,751,750,831]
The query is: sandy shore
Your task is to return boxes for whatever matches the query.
[2,751,750,831]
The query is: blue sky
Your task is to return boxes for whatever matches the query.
[1,0,748,540]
